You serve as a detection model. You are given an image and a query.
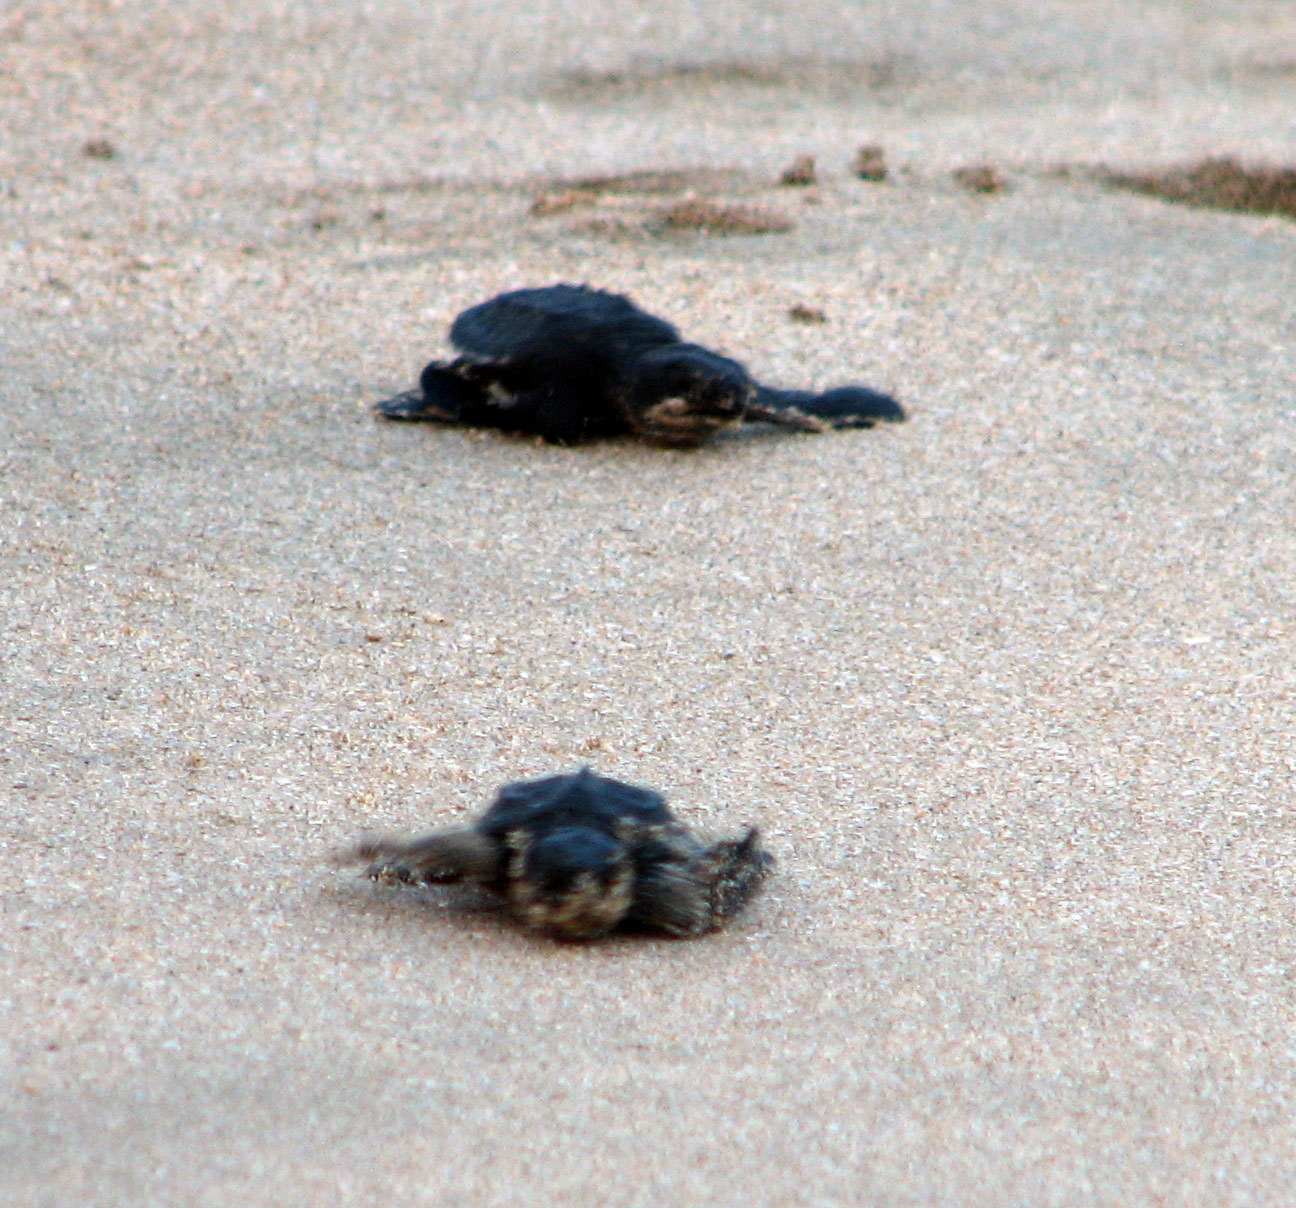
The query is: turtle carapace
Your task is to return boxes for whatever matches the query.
[375,283,903,446]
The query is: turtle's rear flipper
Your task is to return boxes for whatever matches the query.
[749,383,904,430]
[374,361,485,422]
[344,827,498,885]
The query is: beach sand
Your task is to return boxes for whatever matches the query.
[4,2,1296,1204]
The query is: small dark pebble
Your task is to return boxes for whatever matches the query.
[788,303,827,324]
[83,139,117,160]
[953,164,1008,194]
[530,191,585,216]
[853,144,887,182]
[779,155,817,187]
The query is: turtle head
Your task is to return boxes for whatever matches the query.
[626,344,753,445]
[507,826,635,939]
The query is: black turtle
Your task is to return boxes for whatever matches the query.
[340,767,774,940]
[375,283,904,446]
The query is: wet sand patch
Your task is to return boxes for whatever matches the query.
[548,55,912,102]
[1101,157,1296,221]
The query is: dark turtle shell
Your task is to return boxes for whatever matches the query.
[449,284,681,374]
[477,766,674,841]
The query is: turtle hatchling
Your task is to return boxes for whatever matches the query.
[341,767,774,940]
[375,282,904,446]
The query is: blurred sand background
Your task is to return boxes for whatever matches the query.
[3,2,1296,1204]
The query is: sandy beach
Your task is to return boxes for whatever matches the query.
[4,2,1296,1204]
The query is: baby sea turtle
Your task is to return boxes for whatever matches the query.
[341,767,774,940]
[375,283,904,446]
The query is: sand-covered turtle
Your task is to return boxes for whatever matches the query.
[375,283,903,446]
[340,767,774,939]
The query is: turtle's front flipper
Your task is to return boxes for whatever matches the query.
[374,361,486,422]
[379,359,600,444]
[343,827,499,885]
[627,861,713,936]
[616,820,709,936]
[472,382,600,445]
[749,383,904,430]
[628,827,774,934]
